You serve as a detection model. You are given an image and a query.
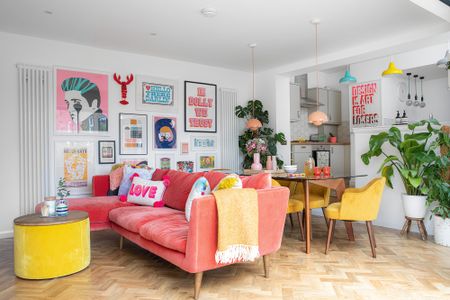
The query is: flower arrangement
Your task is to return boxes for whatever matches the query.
[245,138,268,156]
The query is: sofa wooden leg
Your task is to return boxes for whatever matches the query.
[262,255,269,278]
[194,272,203,300]
[119,236,123,250]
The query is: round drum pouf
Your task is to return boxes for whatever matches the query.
[14,211,90,279]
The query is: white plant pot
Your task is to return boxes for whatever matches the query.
[434,215,450,247]
[402,194,427,219]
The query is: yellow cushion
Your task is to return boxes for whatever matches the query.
[287,199,304,214]
[325,202,341,220]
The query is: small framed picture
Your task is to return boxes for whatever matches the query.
[190,136,217,151]
[154,153,175,170]
[119,113,148,155]
[135,75,178,113]
[176,160,195,173]
[196,153,217,171]
[153,116,177,150]
[180,142,189,155]
[98,140,116,164]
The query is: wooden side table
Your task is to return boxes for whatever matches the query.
[14,211,91,279]
[400,216,428,241]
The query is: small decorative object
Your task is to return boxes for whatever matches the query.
[180,142,189,154]
[135,75,178,113]
[154,116,177,149]
[395,111,401,124]
[313,166,321,177]
[55,67,109,134]
[328,133,337,143]
[401,110,408,124]
[251,153,263,171]
[44,196,57,216]
[184,81,217,133]
[113,73,134,105]
[322,166,331,176]
[245,138,267,171]
[271,156,278,171]
[98,140,116,164]
[304,157,315,177]
[197,153,217,171]
[119,113,148,155]
[419,76,426,108]
[56,178,70,216]
[177,160,194,173]
[283,165,297,174]
[40,204,49,217]
[265,155,273,170]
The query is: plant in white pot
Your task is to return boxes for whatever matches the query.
[425,125,450,246]
[361,119,443,219]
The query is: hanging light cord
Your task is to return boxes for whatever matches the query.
[315,22,319,108]
[252,46,255,117]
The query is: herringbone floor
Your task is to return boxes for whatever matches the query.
[1,216,450,300]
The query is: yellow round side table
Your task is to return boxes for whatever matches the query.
[14,210,91,279]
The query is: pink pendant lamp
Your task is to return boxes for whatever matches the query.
[308,19,328,126]
[246,44,262,131]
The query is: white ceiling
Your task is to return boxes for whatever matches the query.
[0,0,448,71]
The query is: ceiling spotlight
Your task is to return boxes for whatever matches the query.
[149,32,157,37]
[200,8,217,17]
[44,10,53,15]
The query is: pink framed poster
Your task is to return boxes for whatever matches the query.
[184,81,217,133]
[55,67,109,134]
[350,81,381,128]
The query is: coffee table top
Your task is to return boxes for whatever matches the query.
[14,211,88,226]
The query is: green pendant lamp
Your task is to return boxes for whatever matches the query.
[339,67,357,84]
[382,57,403,77]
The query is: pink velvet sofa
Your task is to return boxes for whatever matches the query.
[37,169,289,299]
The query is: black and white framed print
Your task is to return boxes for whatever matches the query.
[98,140,116,164]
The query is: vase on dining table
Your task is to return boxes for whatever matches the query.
[251,152,263,170]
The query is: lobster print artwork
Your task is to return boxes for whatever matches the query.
[113,73,134,105]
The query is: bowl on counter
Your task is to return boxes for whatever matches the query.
[284,165,297,174]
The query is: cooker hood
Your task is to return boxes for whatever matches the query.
[292,75,324,108]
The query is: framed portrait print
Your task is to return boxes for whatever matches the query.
[119,113,148,155]
[190,136,217,151]
[154,116,177,150]
[184,81,217,133]
[98,140,116,164]
[55,67,109,135]
[154,153,175,170]
[55,141,94,195]
[196,153,217,171]
[135,75,178,113]
[176,160,194,173]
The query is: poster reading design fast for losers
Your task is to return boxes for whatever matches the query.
[351,81,381,128]
[184,81,217,133]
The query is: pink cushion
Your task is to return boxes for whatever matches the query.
[139,213,189,253]
[203,171,227,190]
[162,170,204,211]
[151,168,170,181]
[241,173,272,189]
[110,166,124,191]
[109,206,181,233]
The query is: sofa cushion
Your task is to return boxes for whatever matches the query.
[241,173,272,190]
[118,165,155,196]
[109,206,180,233]
[162,170,204,211]
[127,177,167,207]
[139,213,189,253]
[203,171,227,190]
[151,168,170,181]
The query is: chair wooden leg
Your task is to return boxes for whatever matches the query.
[119,236,123,249]
[262,255,269,278]
[325,219,335,254]
[289,213,294,230]
[366,221,376,258]
[194,272,203,300]
[330,220,336,244]
[321,207,329,227]
[296,212,305,241]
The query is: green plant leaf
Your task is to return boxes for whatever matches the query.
[381,165,394,189]
[408,177,422,188]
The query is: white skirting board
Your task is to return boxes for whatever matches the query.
[0,230,13,239]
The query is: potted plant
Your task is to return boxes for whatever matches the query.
[235,100,286,169]
[56,177,70,216]
[361,119,442,218]
[425,125,450,246]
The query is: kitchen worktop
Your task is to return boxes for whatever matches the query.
[291,141,350,145]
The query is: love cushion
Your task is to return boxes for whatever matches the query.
[127,177,167,207]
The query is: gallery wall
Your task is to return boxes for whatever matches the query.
[0,31,252,237]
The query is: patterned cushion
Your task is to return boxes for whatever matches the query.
[110,166,124,191]
[118,165,155,196]
[127,177,167,207]
[213,174,242,191]
[185,177,211,221]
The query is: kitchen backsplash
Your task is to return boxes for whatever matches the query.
[290,109,318,139]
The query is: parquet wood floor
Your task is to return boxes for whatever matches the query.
[1,216,450,300]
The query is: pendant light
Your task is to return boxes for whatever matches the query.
[381,57,403,77]
[339,66,357,85]
[246,43,262,131]
[308,19,328,126]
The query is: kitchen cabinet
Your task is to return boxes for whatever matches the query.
[330,145,345,175]
[290,83,301,121]
[307,88,341,125]
[291,144,312,167]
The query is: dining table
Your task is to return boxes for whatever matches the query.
[272,173,367,254]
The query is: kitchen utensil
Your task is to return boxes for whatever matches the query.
[284,165,298,174]
[419,76,426,108]
[413,75,420,106]
[406,73,413,106]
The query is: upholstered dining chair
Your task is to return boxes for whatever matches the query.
[272,179,305,241]
[324,177,386,258]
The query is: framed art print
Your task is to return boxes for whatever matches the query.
[196,153,217,171]
[350,80,381,128]
[119,157,150,166]
[180,142,189,155]
[119,113,148,155]
[135,75,178,113]
[176,160,194,173]
[154,153,175,170]
[190,136,217,151]
[98,140,116,164]
[55,67,109,135]
[184,81,217,133]
[55,141,94,195]
[154,116,177,150]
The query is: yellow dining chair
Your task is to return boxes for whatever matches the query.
[272,179,305,241]
[324,177,386,258]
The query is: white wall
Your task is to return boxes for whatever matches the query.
[0,31,251,237]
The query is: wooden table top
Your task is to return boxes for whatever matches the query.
[14,211,88,226]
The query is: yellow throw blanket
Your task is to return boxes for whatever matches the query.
[213,188,260,264]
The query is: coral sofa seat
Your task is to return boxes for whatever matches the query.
[35,170,289,299]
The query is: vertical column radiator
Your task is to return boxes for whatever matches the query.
[17,64,51,215]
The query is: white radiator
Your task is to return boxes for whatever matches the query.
[17,64,51,215]
[219,88,241,173]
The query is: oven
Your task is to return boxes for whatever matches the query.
[312,145,330,167]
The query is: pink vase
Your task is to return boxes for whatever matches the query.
[251,153,263,170]
[266,155,273,170]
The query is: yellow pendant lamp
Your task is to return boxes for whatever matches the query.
[308,19,328,126]
[381,57,403,77]
[246,43,262,131]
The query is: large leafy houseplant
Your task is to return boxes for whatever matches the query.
[235,100,287,169]
[361,119,443,196]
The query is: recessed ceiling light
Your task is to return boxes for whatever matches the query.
[44,10,53,15]
[248,43,257,48]
[200,8,217,17]
[149,32,157,37]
